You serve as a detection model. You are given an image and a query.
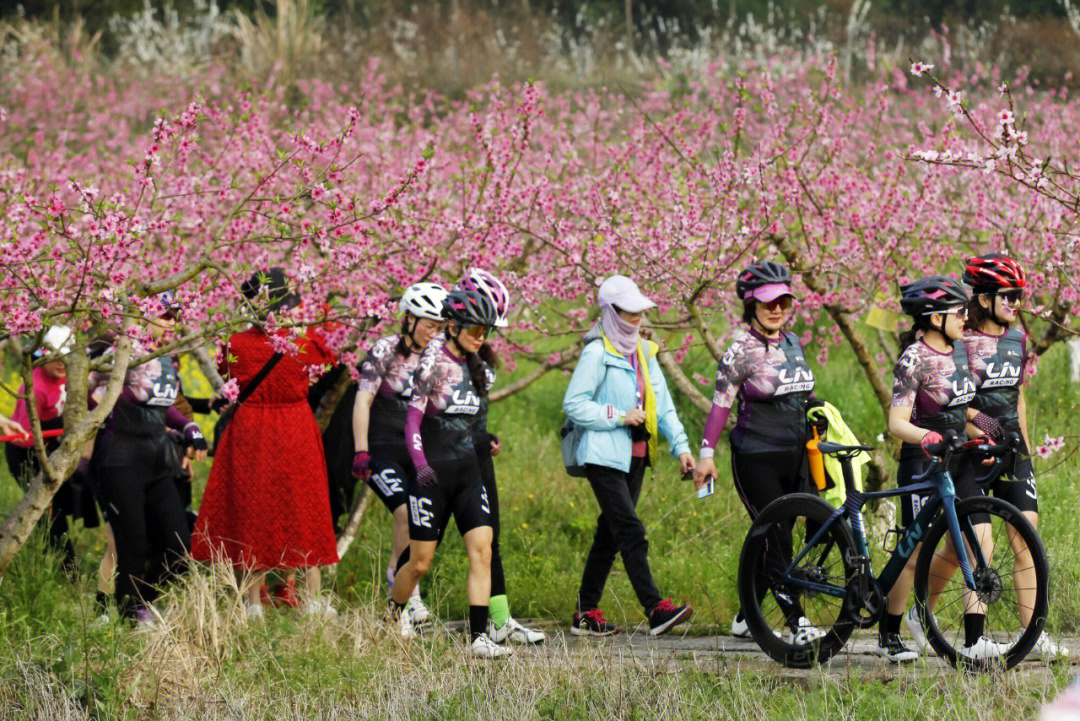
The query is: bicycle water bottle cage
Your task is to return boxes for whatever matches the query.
[882,526,904,554]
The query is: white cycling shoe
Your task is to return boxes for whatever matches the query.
[471,633,514,659]
[904,606,931,654]
[786,616,827,645]
[1024,629,1070,661]
[488,617,546,645]
[960,636,1009,661]
[407,596,433,627]
[730,615,751,638]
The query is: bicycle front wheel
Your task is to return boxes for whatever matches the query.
[737,493,858,668]
[913,495,1049,671]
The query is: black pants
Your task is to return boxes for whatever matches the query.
[732,448,811,624]
[578,457,662,615]
[477,449,505,597]
[96,440,191,617]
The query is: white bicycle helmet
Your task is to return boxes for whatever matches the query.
[401,282,449,321]
[32,325,75,359]
[458,268,510,328]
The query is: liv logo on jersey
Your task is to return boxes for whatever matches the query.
[982,361,1022,388]
[447,389,481,414]
[410,495,434,529]
[775,366,815,395]
[947,375,977,407]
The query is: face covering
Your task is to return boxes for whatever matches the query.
[600,304,640,355]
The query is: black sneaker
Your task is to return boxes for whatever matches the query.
[648,599,693,636]
[571,609,621,637]
[873,633,919,664]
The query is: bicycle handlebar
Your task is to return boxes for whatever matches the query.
[912,431,1022,484]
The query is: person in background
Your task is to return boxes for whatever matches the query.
[4,326,99,572]
[562,275,695,638]
[89,299,205,623]
[191,269,339,619]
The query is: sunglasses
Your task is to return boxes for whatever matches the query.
[763,296,793,312]
[926,306,968,318]
[461,324,493,340]
[997,290,1024,307]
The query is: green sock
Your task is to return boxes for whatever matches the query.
[489,594,510,628]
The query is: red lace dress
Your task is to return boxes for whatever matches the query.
[192,327,340,570]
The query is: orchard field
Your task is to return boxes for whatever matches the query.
[3,3,1080,719]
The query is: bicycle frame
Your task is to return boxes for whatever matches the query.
[782,455,984,601]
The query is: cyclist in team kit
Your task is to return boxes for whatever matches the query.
[387,289,510,659]
[692,261,827,645]
[958,253,1068,660]
[351,282,449,628]
[882,275,1004,663]
[456,269,546,646]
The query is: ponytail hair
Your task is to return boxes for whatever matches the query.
[899,317,930,353]
[394,315,414,360]
[478,343,500,370]
[466,352,490,398]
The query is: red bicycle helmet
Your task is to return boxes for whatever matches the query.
[962,253,1026,293]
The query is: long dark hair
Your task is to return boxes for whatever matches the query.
[395,315,415,360]
[965,292,1001,332]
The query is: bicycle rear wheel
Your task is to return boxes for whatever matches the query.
[913,495,1049,671]
[737,493,858,668]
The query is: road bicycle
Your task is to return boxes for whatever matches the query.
[736,432,1048,670]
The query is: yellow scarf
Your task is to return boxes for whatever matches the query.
[602,332,659,465]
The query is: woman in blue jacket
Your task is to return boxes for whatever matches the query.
[563,275,696,637]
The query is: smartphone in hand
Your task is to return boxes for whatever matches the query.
[697,475,715,499]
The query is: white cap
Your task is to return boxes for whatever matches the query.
[597,275,656,314]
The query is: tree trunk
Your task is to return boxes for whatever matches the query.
[0,337,133,576]
[192,342,224,391]
[625,0,634,54]
[336,485,374,558]
[654,338,711,414]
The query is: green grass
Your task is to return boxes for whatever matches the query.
[0,339,1077,719]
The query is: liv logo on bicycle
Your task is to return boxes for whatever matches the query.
[896,520,925,559]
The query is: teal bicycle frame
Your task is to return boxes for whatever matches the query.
[783,450,987,601]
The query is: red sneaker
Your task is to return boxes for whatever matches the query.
[274,579,300,609]
[571,609,621,637]
[648,599,693,636]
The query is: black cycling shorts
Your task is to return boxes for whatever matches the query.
[406,454,491,543]
[990,440,1038,514]
[366,443,414,512]
[897,454,986,527]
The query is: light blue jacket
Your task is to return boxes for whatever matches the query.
[562,337,691,473]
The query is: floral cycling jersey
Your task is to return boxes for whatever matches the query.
[891,338,977,460]
[472,359,497,454]
[357,334,423,445]
[405,338,485,464]
[700,329,816,455]
[962,328,1027,434]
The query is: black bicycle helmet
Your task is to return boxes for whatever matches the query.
[443,289,499,327]
[735,260,792,299]
[899,276,971,317]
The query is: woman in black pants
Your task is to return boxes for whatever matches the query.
[562,275,695,637]
[90,299,207,623]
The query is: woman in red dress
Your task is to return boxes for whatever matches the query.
[192,269,339,618]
